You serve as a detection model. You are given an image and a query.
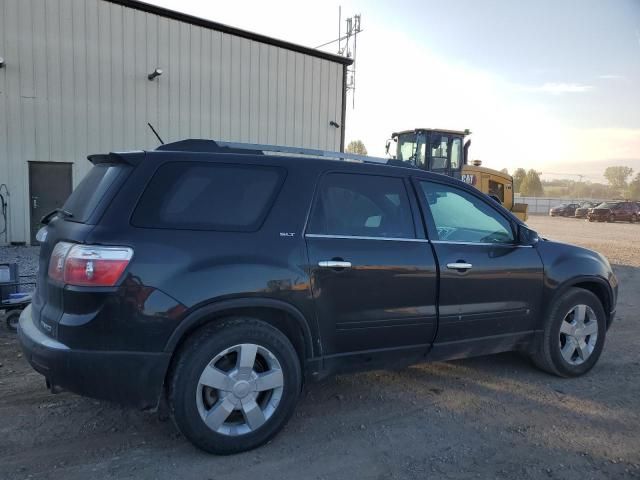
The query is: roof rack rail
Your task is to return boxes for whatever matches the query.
[215,141,390,165]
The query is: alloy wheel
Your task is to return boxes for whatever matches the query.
[196,343,284,436]
[559,305,598,366]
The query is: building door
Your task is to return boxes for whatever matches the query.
[28,162,72,244]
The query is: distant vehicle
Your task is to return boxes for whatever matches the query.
[549,203,580,217]
[574,202,598,218]
[587,202,639,223]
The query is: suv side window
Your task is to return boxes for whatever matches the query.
[419,181,514,244]
[132,162,284,231]
[308,173,415,239]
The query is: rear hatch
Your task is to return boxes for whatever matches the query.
[32,155,134,338]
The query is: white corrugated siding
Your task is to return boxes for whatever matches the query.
[0,0,345,243]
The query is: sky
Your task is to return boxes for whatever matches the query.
[147,0,640,182]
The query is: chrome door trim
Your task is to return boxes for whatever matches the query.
[305,234,429,243]
[431,240,533,248]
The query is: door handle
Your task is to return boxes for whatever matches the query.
[447,262,473,270]
[318,260,352,268]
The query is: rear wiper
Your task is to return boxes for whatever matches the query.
[41,208,73,225]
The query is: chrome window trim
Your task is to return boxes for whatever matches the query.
[430,240,533,248]
[305,233,429,243]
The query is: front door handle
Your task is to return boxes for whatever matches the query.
[318,260,352,268]
[447,262,473,270]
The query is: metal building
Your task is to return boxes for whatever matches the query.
[0,0,351,244]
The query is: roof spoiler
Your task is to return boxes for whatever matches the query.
[87,152,142,165]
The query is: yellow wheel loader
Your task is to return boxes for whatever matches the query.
[386,128,528,221]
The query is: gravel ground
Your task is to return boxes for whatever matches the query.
[0,216,639,479]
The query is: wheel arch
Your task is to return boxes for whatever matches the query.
[546,276,614,327]
[164,298,316,366]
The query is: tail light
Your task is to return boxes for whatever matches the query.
[47,242,133,287]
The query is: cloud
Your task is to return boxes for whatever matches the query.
[520,82,594,94]
[598,74,625,80]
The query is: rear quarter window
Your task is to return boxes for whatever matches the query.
[132,162,285,231]
[63,164,127,223]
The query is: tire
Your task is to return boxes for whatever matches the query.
[608,214,615,223]
[169,317,302,454]
[631,214,637,224]
[530,288,606,377]
[5,310,21,332]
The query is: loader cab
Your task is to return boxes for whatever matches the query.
[386,128,470,180]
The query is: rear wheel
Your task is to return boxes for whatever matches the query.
[169,317,302,454]
[530,288,606,377]
[631,214,637,224]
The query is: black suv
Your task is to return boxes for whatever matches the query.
[587,201,639,223]
[19,140,618,454]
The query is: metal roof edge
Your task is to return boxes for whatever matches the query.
[105,0,353,66]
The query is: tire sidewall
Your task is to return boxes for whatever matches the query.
[547,289,607,377]
[170,318,301,454]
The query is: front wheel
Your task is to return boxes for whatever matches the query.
[608,214,615,223]
[169,317,302,454]
[631,214,637,224]
[530,288,606,377]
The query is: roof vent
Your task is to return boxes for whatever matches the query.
[472,159,482,166]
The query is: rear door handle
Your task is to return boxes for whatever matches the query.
[447,262,473,270]
[318,260,352,268]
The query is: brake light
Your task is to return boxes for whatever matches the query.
[47,242,133,286]
[48,242,73,282]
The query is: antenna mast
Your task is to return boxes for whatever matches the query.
[315,8,362,108]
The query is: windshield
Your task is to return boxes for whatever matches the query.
[596,202,618,209]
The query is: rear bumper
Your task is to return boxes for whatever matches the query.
[18,305,170,409]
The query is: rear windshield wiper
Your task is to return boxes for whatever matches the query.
[41,208,73,225]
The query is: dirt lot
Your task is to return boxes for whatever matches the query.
[1,215,639,479]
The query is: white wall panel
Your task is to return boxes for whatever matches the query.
[0,0,346,244]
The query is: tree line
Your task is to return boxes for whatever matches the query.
[507,166,639,200]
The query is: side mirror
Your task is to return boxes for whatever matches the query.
[518,224,539,246]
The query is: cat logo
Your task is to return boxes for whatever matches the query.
[461,174,477,186]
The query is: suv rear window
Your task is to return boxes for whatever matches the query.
[63,164,126,223]
[132,162,284,231]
